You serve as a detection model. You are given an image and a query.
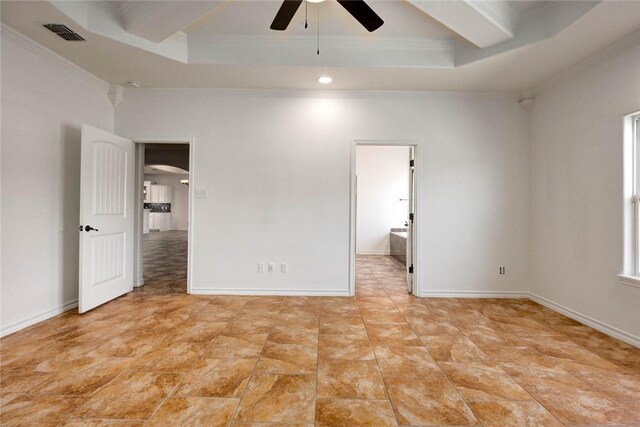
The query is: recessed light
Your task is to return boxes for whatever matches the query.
[318,76,332,84]
[128,80,141,88]
[307,0,325,3]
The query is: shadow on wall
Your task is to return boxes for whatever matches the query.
[60,123,82,304]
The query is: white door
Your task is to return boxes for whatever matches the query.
[407,147,416,294]
[79,125,134,313]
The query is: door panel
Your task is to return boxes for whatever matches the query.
[407,147,416,294]
[79,125,134,313]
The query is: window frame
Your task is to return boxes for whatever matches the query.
[619,112,640,287]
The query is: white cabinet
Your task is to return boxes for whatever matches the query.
[149,212,171,231]
[150,185,172,203]
[143,209,150,234]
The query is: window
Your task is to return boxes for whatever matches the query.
[620,112,640,287]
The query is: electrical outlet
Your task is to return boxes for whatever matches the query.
[499,266,505,275]
[281,263,287,273]
[268,262,276,273]
[258,263,265,273]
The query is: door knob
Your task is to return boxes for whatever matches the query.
[84,225,99,232]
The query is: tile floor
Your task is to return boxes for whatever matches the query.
[1,231,639,426]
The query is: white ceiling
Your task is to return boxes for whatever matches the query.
[1,0,640,93]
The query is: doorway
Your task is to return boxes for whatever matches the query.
[133,139,194,294]
[349,141,418,297]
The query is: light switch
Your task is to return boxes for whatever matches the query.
[194,188,208,198]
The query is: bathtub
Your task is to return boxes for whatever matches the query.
[390,228,407,266]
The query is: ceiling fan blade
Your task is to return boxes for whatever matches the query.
[337,0,384,32]
[270,0,303,31]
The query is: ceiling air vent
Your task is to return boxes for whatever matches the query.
[42,24,85,41]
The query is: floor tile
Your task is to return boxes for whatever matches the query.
[268,326,319,346]
[421,333,488,362]
[4,241,639,427]
[365,323,421,346]
[207,334,268,358]
[174,357,256,397]
[515,373,640,425]
[132,341,205,372]
[61,419,145,426]
[75,371,181,419]
[440,362,532,402]
[317,358,386,399]
[315,399,397,426]
[0,395,86,427]
[469,401,563,427]
[319,316,367,335]
[385,374,478,426]
[254,342,317,374]
[235,374,315,423]
[29,357,131,396]
[146,397,238,426]
[318,334,375,360]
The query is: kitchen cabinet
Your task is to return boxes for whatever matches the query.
[150,185,172,203]
[149,212,171,231]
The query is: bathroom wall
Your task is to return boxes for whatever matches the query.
[356,145,410,255]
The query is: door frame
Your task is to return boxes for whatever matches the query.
[132,136,195,294]
[349,139,420,297]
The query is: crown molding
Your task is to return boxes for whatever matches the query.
[188,34,454,51]
[0,23,110,92]
[473,0,518,35]
[126,87,518,100]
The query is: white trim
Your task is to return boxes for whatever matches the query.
[1,300,78,338]
[0,23,109,92]
[190,288,350,296]
[349,140,420,298]
[189,34,454,51]
[419,290,529,298]
[356,250,390,255]
[529,293,640,348]
[617,274,640,289]
[134,279,145,287]
[130,87,518,99]
[131,137,196,294]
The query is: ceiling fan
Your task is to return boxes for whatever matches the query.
[270,0,384,32]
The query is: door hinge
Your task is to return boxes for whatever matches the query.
[409,159,414,167]
[408,265,414,274]
[409,213,414,221]
[633,195,639,204]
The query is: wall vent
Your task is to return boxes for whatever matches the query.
[42,24,85,41]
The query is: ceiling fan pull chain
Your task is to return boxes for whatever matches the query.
[305,0,308,29]
[317,3,320,55]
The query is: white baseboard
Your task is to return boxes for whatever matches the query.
[419,290,529,298]
[356,250,390,255]
[1,299,78,338]
[189,288,351,296]
[134,279,145,287]
[528,293,640,348]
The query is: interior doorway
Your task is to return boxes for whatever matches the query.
[133,139,194,294]
[350,141,418,297]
